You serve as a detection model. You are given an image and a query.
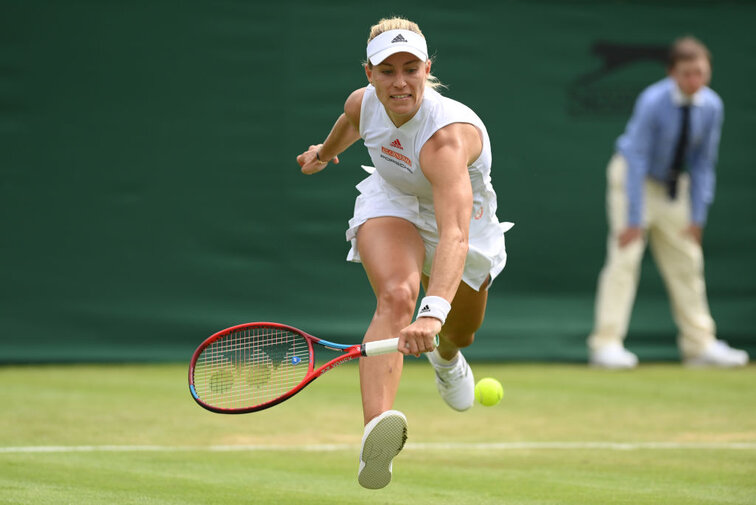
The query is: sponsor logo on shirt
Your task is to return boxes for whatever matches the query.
[381,146,412,167]
[390,139,403,149]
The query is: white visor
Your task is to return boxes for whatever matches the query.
[366,29,428,65]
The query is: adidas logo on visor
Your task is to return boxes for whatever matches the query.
[391,34,407,43]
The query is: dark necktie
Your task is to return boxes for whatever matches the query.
[667,104,690,199]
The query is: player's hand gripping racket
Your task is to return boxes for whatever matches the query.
[188,322,430,414]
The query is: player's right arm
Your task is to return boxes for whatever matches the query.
[297,88,365,175]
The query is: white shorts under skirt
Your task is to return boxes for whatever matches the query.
[345,172,513,291]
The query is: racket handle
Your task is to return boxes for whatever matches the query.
[361,335,440,357]
[362,338,399,356]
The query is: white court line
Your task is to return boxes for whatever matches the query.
[1,442,755,453]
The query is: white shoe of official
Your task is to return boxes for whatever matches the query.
[427,349,475,411]
[589,343,638,370]
[684,340,749,368]
[358,410,407,489]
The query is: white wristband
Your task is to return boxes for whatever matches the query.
[416,296,451,325]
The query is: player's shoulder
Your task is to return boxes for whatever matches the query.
[345,87,367,113]
[423,111,479,152]
[429,88,471,112]
[427,89,483,126]
[344,87,368,125]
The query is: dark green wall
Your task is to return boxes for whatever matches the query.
[2,0,755,362]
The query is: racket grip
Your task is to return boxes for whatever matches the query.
[362,338,399,356]
[362,335,440,356]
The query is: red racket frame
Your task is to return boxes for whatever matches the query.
[188,322,370,414]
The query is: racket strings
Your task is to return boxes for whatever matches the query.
[193,326,311,409]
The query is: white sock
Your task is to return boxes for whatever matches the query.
[429,348,459,367]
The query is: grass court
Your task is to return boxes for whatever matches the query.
[1,362,754,504]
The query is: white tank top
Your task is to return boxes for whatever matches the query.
[359,85,498,220]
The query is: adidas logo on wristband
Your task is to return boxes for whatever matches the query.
[416,296,451,325]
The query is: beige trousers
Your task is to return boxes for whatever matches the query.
[588,154,716,358]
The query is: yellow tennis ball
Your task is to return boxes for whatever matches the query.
[474,378,504,406]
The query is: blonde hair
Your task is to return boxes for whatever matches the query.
[366,17,445,91]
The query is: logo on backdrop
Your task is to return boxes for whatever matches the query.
[568,41,667,117]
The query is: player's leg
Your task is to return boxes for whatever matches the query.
[355,216,423,489]
[423,274,487,411]
[422,274,488,359]
[356,216,425,424]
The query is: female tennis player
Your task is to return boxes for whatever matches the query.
[296,17,512,489]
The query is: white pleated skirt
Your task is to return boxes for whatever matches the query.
[345,171,513,291]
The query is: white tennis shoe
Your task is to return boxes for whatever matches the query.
[358,410,407,489]
[590,343,638,369]
[427,349,475,411]
[684,340,749,368]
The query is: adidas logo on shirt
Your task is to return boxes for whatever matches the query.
[391,34,407,43]
[390,139,403,150]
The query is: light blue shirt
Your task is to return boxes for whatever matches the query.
[616,77,724,226]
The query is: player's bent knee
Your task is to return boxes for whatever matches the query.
[375,284,418,321]
[440,331,475,349]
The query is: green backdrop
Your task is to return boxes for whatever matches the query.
[2,0,755,362]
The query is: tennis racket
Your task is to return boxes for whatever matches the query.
[188,322,409,414]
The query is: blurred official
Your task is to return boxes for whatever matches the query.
[588,37,748,369]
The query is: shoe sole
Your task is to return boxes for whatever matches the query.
[358,411,407,489]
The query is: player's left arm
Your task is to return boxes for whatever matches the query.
[688,99,724,242]
[421,123,480,301]
[396,123,480,354]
